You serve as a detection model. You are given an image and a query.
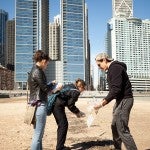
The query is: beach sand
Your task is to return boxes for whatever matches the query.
[0,96,150,150]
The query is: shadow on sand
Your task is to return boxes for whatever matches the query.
[70,139,113,150]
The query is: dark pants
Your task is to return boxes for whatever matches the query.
[53,97,68,150]
[111,98,137,150]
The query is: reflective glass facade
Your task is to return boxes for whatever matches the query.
[61,0,85,83]
[15,0,49,89]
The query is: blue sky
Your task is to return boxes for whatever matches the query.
[1,0,150,61]
[0,0,150,86]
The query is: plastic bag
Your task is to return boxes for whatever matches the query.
[48,82,63,94]
[87,114,95,128]
[52,83,63,93]
[86,97,101,127]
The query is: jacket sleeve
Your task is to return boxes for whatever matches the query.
[67,90,80,114]
[105,65,123,102]
[32,69,51,93]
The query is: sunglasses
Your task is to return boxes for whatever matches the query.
[97,64,101,67]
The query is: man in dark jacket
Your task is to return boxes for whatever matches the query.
[94,53,137,150]
[52,78,86,150]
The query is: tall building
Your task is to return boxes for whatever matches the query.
[0,9,8,66]
[5,19,15,89]
[6,19,15,70]
[106,0,150,91]
[60,0,89,84]
[49,15,60,61]
[15,0,49,89]
[112,0,133,18]
[46,15,62,83]
[84,4,91,89]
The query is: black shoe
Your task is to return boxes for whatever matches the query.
[62,146,71,150]
[110,148,121,150]
[109,147,121,150]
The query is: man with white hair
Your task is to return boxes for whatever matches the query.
[94,53,137,150]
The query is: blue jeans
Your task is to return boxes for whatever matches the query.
[31,103,47,150]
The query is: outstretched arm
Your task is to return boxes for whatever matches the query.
[94,99,108,111]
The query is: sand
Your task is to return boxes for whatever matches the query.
[0,96,150,150]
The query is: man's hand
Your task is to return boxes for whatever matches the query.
[94,99,107,111]
[76,111,85,118]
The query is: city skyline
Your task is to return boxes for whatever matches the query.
[1,0,150,62]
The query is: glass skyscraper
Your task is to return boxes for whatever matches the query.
[0,9,8,66]
[15,0,49,89]
[60,0,86,84]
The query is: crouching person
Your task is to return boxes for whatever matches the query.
[48,78,86,150]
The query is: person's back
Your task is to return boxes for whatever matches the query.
[47,83,80,116]
[58,83,80,104]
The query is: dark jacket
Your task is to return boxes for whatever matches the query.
[58,84,80,114]
[105,61,133,103]
[28,65,52,102]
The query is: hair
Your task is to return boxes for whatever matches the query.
[33,50,50,62]
[75,78,86,87]
[95,53,114,62]
[97,58,112,62]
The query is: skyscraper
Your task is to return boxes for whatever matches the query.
[46,15,62,83]
[5,19,15,89]
[49,15,60,61]
[84,4,91,89]
[6,19,15,70]
[0,9,8,66]
[60,0,88,84]
[15,0,49,89]
[106,0,150,91]
[112,0,133,18]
